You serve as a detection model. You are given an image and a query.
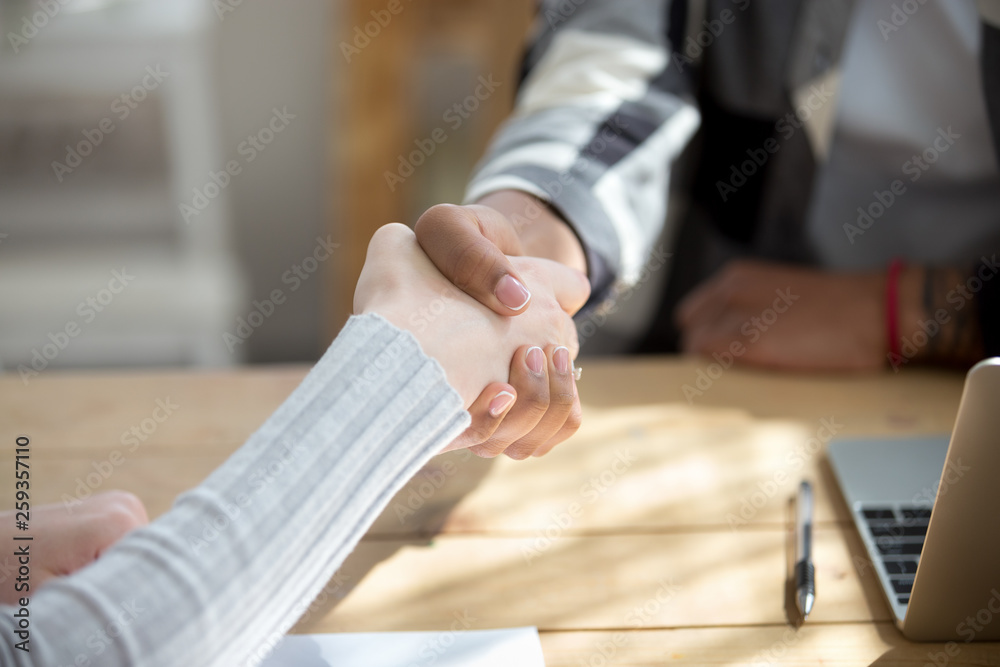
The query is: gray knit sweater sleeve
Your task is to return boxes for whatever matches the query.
[0,313,470,667]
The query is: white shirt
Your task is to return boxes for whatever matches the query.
[807,0,1000,269]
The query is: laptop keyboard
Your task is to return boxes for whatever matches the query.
[860,506,931,606]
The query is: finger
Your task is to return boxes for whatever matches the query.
[680,319,716,354]
[513,256,591,316]
[675,272,724,330]
[95,490,149,527]
[532,389,582,457]
[503,345,577,460]
[440,382,517,453]
[469,345,549,458]
[414,204,532,315]
[682,309,747,356]
[55,491,148,574]
[89,491,149,557]
[677,260,764,329]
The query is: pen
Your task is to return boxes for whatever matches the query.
[795,479,815,618]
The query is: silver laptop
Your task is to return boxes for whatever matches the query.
[828,358,1000,641]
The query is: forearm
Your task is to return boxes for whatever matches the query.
[0,314,469,667]
[465,0,699,303]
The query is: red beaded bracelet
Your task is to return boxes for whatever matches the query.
[886,259,904,360]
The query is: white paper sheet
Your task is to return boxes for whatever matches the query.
[258,627,546,667]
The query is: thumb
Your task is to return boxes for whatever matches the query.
[414,203,532,316]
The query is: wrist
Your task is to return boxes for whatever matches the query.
[476,190,588,275]
[357,307,486,406]
[901,265,984,366]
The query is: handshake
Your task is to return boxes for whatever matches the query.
[0,200,590,611]
[355,202,591,459]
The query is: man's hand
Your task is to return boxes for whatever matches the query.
[410,193,589,456]
[413,191,588,318]
[355,223,590,458]
[675,260,887,371]
[0,491,148,604]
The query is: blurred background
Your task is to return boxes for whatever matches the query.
[0,0,534,372]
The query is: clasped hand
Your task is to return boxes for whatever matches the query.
[354,212,590,459]
[0,208,590,605]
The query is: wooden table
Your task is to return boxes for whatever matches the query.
[4,358,999,665]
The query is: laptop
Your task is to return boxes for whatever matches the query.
[827,357,1000,641]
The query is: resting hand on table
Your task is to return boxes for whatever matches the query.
[675,260,886,372]
[354,223,590,458]
[0,491,148,605]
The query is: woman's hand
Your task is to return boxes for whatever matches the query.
[0,491,148,604]
[354,223,590,457]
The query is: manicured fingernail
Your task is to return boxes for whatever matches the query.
[553,346,570,374]
[526,346,545,375]
[488,391,515,418]
[495,274,531,311]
